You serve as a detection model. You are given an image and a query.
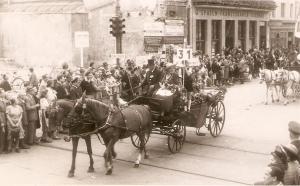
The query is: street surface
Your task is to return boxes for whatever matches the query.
[0,79,299,185]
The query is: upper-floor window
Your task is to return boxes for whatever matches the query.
[272,10,276,18]
[290,4,294,18]
[281,3,285,18]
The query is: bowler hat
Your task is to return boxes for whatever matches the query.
[288,121,300,135]
[148,59,155,66]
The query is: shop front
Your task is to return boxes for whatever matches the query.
[190,1,275,56]
[269,21,295,49]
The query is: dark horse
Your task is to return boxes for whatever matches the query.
[48,99,96,177]
[70,96,152,175]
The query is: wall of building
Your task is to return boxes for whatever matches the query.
[270,0,300,49]
[88,4,158,66]
[0,13,88,67]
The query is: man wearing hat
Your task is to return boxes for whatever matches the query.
[25,86,40,145]
[141,59,163,96]
[288,121,300,161]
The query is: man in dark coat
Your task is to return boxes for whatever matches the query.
[0,88,7,153]
[69,78,82,100]
[55,75,69,99]
[288,121,300,162]
[0,75,11,91]
[28,68,39,88]
[141,59,162,96]
[25,86,40,145]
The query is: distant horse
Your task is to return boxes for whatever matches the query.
[275,68,300,103]
[48,99,96,177]
[259,68,281,105]
[70,96,152,175]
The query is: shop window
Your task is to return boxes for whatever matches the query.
[249,21,256,49]
[238,20,246,51]
[290,4,294,18]
[281,3,285,18]
[225,20,234,49]
[168,11,176,17]
[212,20,221,55]
[196,20,206,54]
[272,10,276,18]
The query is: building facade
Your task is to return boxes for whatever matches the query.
[0,0,88,67]
[189,0,276,56]
[269,0,300,49]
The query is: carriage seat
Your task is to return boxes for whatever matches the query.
[152,88,174,113]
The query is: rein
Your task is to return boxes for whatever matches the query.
[65,111,113,143]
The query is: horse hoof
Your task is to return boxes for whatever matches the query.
[106,169,112,175]
[88,167,94,173]
[112,153,117,159]
[276,99,279,102]
[264,102,268,105]
[144,154,149,159]
[134,163,139,168]
[68,172,74,178]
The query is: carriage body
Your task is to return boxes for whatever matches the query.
[130,86,226,153]
[284,65,300,97]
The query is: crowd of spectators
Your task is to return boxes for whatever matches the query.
[0,46,299,154]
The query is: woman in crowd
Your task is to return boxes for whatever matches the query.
[6,98,24,153]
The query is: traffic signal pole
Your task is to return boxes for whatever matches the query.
[115,0,122,54]
[116,35,122,53]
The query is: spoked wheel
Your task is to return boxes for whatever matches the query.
[208,101,225,137]
[167,119,186,153]
[130,130,151,148]
[12,77,24,91]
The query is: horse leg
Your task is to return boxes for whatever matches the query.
[68,137,79,178]
[292,83,296,102]
[84,135,94,173]
[134,133,145,168]
[265,84,269,105]
[275,85,280,102]
[112,145,117,159]
[104,136,119,175]
[271,86,275,103]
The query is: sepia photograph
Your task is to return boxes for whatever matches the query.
[0,0,300,185]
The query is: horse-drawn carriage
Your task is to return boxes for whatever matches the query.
[283,65,300,98]
[130,86,226,153]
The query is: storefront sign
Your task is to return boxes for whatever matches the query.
[144,22,164,37]
[165,20,184,36]
[195,8,268,19]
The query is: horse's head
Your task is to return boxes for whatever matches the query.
[259,68,265,84]
[72,94,110,122]
[48,99,76,129]
[274,69,286,83]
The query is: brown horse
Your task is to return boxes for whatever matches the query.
[71,97,152,175]
[48,99,96,178]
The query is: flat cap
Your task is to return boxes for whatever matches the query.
[288,121,300,135]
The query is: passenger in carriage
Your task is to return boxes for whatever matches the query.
[141,59,163,96]
[160,63,181,92]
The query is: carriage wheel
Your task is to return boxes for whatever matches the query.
[130,130,151,148]
[208,101,225,137]
[167,119,186,153]
[12,77,24,91]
